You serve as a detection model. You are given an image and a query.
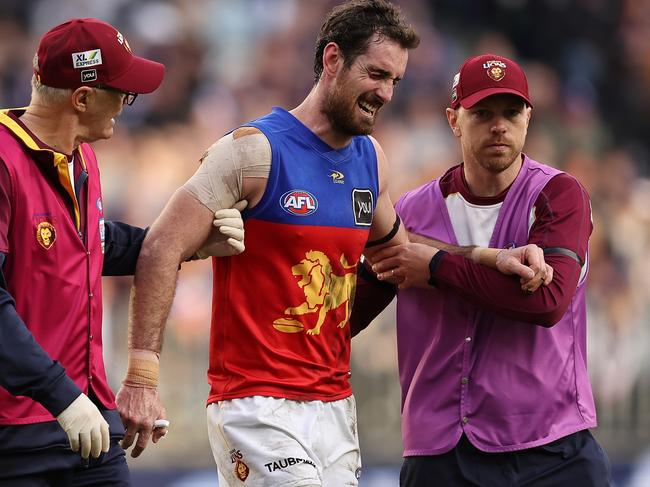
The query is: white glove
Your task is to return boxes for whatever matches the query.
[193,200,247,259]
[56,393,110,459]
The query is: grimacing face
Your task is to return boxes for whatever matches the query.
[323,37,408,136]
[453,94,531,174]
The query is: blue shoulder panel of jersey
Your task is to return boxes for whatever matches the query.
[242,107,379,230]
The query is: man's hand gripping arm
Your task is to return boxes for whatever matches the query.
[363,139,548,292]
[348,139,409,336]
[394,233,553,292]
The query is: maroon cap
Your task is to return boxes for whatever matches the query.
[450,53,532,109]
[35,18,164,94]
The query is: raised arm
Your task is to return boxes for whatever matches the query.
[352,138,549,334]
[425,174,591,326]
[352,237,549,335]
[372,174,589,326]
[405,233,551,291]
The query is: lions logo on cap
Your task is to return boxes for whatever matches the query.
[36,221,56,250]
[484,60,507,82]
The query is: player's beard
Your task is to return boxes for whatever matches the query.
[323,82,377,136]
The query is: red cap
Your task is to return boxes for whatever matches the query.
[35,18,164,94]
[450,53,532,109]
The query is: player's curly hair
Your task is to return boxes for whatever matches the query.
[313,0,420,82]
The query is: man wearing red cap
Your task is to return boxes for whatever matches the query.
[0,17,244,485]
[0,18,166,485]
[359,54,612,485]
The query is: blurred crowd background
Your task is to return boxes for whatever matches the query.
[2,0,650,485]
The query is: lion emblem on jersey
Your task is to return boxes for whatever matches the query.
[273,251,357,336]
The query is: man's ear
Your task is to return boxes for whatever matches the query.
[446,108,461,137]
[322,42,344,78]
[71,86,93,112]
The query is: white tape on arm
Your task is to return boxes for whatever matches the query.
[183,130,271,214]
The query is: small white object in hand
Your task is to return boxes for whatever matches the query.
[153,419,170,429]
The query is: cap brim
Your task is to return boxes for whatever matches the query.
[107,56,165,94]
[459,88,533,109]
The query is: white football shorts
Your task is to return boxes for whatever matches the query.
[206,395,361,487]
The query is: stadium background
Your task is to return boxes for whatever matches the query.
[1,0,649,485]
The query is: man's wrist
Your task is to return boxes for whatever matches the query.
[471,246,500,268]
[124,349,160,388]
[427,250,447,286]
[39,371,84,417]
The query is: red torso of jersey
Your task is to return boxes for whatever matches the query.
[207,108,379,403]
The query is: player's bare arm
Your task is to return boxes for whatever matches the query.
[362,137,411,261]
[374,176,589,326]
[116,128,270,457]
[117,187,215,457]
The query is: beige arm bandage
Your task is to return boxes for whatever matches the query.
[182,130,271,213]
[470,246,502,268]
[124,349,160,389]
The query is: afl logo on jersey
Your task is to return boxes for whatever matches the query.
[280,189,318,216]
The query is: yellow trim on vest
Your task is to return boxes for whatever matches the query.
[0,110,82,230]
[76,144,88,171]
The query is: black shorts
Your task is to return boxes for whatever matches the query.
[0,439,131,487]
[400,430,612,487]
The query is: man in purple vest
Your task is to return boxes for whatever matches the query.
[0,18,242,486]
[357,54,612,486]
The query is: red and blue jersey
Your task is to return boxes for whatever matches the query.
[208,107,379,403]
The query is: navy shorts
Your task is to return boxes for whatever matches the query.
[0,439,130,487]
[400,430,612,487]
